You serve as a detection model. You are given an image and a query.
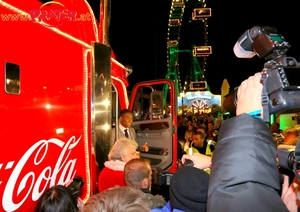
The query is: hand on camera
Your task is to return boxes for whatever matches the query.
[77,197,84,211]
[281,175,298,211]
[236,72,263,117]
[65,179,84,211]
[181,153,211,170]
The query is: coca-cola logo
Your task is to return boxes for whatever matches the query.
[2,135,81,211]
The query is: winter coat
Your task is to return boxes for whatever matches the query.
[98,160,126,192]
[141,189,166,210]
[208,114,289,212]
[151,201,184,212]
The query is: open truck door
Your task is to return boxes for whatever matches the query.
[128,79,178,182]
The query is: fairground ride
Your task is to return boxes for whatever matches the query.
[163,0,219,114]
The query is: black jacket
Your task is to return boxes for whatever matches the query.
[208,114,289,212]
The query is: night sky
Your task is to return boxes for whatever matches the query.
[88,0,300,95]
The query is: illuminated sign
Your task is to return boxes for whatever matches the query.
[190,81,207,90]
[192,8,211,20]
[193,46,212,57]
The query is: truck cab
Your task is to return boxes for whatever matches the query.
[0,0,178,211]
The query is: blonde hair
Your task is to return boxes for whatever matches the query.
[282,125,300,145]
[282,125,300,137]
[108,138,138,161]
[83,186,151,212]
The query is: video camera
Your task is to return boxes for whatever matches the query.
[223,26,300,118]
[67,176,84,198]
[152,159,194,186]
[277,143,300,182]
[277,145,299,170]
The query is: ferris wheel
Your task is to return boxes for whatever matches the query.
[162,0,212,103]
[193,99,208,110]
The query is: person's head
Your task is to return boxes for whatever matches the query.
[211,104,220,118]
[83,186,151,212]
[187,124,193,131]
[271,122,281,133]
[169,166,209,212]
[192,131,206,147]
[178,120,182,127]
[119,109,133,128]
[192,120,198,127]
[282,125,300,145]
[207,122,214,130]
[108,138,139,162]
[34,185,78,212]
[124,158,152,190]
[197,126,207,138]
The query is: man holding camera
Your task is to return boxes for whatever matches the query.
[182,73,298,211]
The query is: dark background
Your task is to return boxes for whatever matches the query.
[88,0,300,95]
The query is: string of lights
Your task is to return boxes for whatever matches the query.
[163,0,211,103]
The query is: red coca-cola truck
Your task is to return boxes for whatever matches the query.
[0,0,178,211]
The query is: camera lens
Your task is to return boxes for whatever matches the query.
[183,159,194,167]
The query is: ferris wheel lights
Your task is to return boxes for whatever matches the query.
[165,0,210,97]
[170,19,180,26]
[192,8,211,20]
[173,0,185,6]
[190,81,207,90]
[193,46,212,57]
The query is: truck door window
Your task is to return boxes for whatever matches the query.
[150,91,164,119]
[5,62,20,94]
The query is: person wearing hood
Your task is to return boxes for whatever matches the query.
[152,164,209,212]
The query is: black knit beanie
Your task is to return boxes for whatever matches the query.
[169,166,209,212]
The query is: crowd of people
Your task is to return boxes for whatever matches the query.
[34,72,300,211]
[175,105,221,176]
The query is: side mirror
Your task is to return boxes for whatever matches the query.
[150,91,164,119]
